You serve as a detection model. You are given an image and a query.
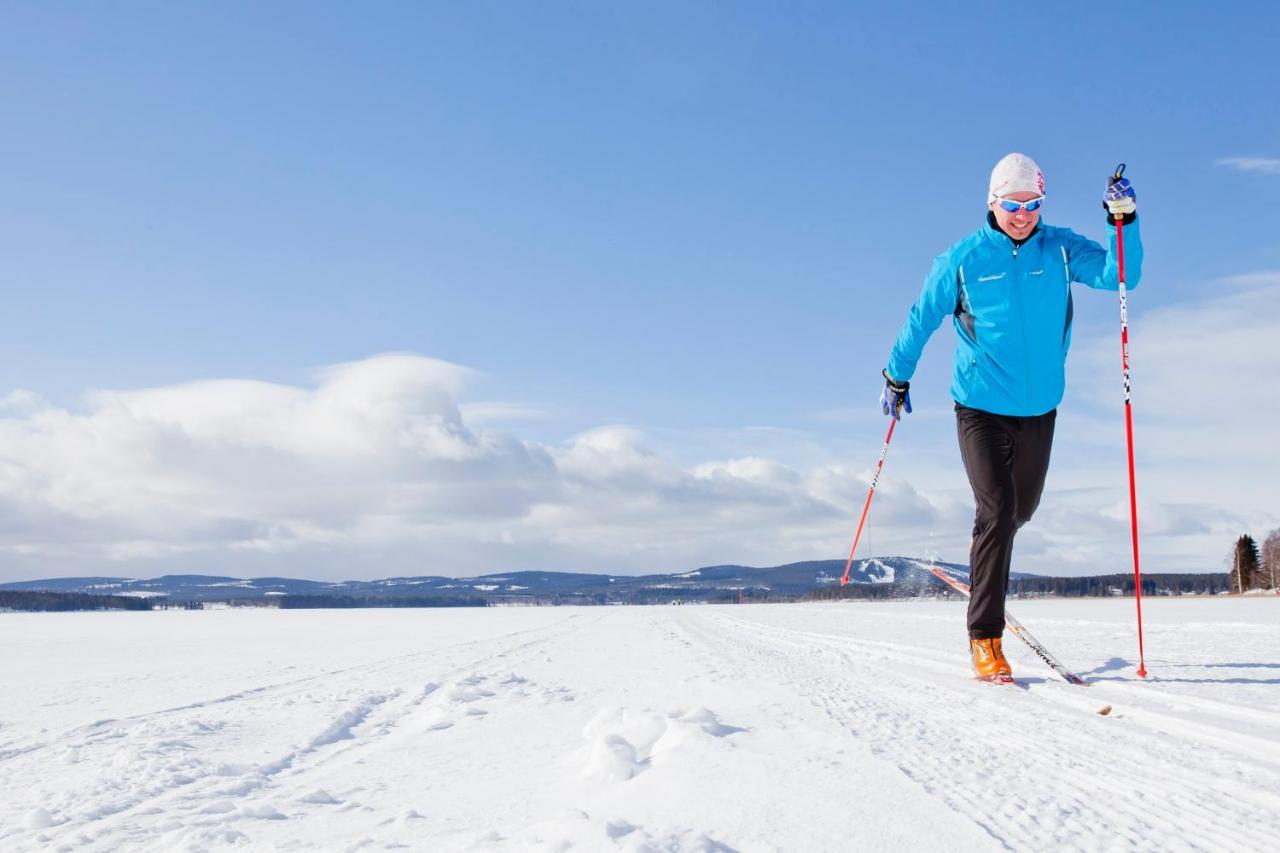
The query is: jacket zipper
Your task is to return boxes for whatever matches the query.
[1010,242,1032,406]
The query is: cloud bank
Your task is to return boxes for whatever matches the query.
[0,354,959,582]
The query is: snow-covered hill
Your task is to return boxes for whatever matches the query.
[2,598,1278,850]
[0,557,983,604]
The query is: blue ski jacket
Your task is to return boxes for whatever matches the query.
[885,215,1143,417]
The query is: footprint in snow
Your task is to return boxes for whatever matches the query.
[580,708,668,782]
[580,706,747,782]
[583,733,646,782]
[447,681,496,704]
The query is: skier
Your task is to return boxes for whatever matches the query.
[879,153,1142,680]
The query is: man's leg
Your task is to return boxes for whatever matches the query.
[955,405,1017,640]
[1011,410,1056,530]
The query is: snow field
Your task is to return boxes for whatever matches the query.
[1,598,1278,851]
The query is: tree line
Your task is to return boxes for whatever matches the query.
[1007,573,1231,597]
[275,594,490,609]
[0,590,154,612]
[0,590,492,611]
[801,572,1231,602]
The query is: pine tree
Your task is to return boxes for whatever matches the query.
[1229,534,1261,593]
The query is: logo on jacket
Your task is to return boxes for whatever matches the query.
[977,273,1006,282]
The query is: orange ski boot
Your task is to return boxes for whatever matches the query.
[970,637,1013,683]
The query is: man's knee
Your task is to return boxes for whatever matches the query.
[975,501,1017,538]
[1014,496,1043,530]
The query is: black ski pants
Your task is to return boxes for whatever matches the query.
[956,404,1056,639]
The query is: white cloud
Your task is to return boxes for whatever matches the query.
[1214,157,1280,175]
[0,355,948,582]
[458,402,551,424]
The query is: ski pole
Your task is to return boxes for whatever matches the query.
[839,414,898,586]
[1112,163,1148,678]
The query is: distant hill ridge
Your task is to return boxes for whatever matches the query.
[1,556,981,603]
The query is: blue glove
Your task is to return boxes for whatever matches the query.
[880,369,911,420]
[1104,167,1136,221]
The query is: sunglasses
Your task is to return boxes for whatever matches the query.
[995,196,1045,213]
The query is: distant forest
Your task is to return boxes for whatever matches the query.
[799,572,1235,602]
[276,594,490,609]
[0,590,154,612]
[1007,573,1234,597]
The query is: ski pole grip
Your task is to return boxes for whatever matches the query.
[1112,163,1128,223]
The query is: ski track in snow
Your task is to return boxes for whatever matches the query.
[1,600,1278,851]
[675,608,1279,852]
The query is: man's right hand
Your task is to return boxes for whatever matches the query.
[880,370,911,420]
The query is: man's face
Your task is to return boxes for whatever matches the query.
[989,190,1042,241]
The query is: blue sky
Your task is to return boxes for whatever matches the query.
[2,2,1278,581]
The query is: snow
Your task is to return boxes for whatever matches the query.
[2,598,1279,851]
[864,558,896,583]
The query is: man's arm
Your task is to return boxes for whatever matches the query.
[885,252,960,382]
[1064,217,1143,292]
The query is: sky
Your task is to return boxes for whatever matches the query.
[2,1,1278,582]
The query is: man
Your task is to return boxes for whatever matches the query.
[879,153,1142,680]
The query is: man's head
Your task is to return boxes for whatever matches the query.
[988,152,1044,241]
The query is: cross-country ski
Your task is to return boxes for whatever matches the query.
[929,566,1090,687]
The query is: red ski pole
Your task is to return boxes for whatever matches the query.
[1112,163,1148,678]
[839,416,898,586]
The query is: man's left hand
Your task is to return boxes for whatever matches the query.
[1105,176,1137,218]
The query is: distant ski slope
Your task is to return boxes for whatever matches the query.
[2,598,1277,851]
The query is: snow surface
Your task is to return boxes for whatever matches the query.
[2,599,1279,851]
